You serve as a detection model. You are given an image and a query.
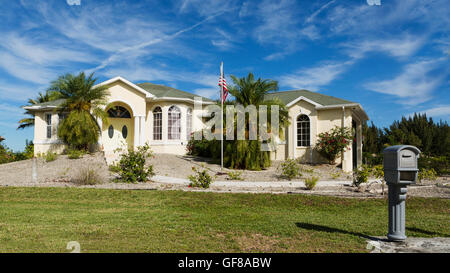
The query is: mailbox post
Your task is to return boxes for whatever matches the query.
[383,145,420,241]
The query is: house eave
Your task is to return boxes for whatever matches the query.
[148,97,215,105]
[316,103,369,121]
[94,76,155,98]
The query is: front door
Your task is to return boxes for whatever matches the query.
[102,106,134,152]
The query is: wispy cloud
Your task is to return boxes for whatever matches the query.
[416,105,450,119]
[364,58,448,105]
[279,60,355,90]
[306,0,336,24]
[342,35,425,59]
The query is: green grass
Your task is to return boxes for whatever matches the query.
[0,187,448,253]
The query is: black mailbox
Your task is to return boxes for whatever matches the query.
[383,145,420,185]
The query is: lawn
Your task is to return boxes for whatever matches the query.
[0,187,448,253]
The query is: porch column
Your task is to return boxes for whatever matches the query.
[139,116,146,146]
[134,116,140,148]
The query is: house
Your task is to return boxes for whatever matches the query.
[24,76,368,172]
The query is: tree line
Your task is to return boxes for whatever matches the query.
[362,113,449,173]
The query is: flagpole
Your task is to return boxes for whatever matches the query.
[220,62,224,171]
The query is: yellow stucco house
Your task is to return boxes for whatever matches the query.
[24,76,368,172]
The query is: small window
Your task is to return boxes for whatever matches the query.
[108,106,131,118]
[108,125,114,139]
[297,115,310,147]
[122,125,128,139]
[46,114,52,139]
[186,108,192,140]
[168,106,181,140]
[153,107,162,140]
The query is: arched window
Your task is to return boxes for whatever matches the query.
[168,106,181,140]
[297,114,310,147]
[108,106,131,118]
[153,107,162,140]
[186,108,192,140]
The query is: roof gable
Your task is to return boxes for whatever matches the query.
[94,76,155,98]
[137,82,214,102]
[264,89,354,107]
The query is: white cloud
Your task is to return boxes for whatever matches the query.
[418,105,450,119]
[0,51,55,84]
[306,0,336,24]
[342,35,425,59]
[0,34,93,65]
[66,0,81,6]
[364,58,447,105]
[279,60,354,90]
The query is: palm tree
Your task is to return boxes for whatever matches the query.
[228,72,290,140]
[215,73,290,170]
[17,91,61,129]
[49,72,109,150]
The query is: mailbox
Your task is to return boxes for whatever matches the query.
[383,145,420,185]
[383,145,421,241]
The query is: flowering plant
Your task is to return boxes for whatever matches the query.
[315,126,353,164]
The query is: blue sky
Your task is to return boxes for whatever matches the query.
[0,0,449,151]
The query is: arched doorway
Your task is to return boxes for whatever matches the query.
[102,103,134,152]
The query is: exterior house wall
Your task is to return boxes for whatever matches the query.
[146,101,198,155]
[33,111,66,155]
[30,78,362,172]
[316,107,353,172]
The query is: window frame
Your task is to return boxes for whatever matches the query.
[186,108,192,141]
[296,114,311,147]
[168,105,181,140]
[45,113,52,139]
[152,106,163,141]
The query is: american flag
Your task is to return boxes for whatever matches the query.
[219,75,228,103]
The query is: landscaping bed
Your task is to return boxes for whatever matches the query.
[0,153,448,198]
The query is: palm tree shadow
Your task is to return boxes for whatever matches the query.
[295,222,389,242]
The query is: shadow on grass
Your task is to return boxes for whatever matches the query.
[295,222,387,241]
[406,227,449,237]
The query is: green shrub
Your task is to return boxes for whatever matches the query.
[353,165,370,186]
[74,167,103,185]
[67,149,84,159]
[44,151,57,162]
[371,165,384,179]
[418,168,437,182]
[363,152,383,166]
[227,170,243,180]
[330,172,341,179]
[305,176,319,190]
[419,156,449,175]
[279,158,301,180]
[187,134,271,170]
[188,165,213,188]
[316,126,353,164]
[111,144,155,183]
